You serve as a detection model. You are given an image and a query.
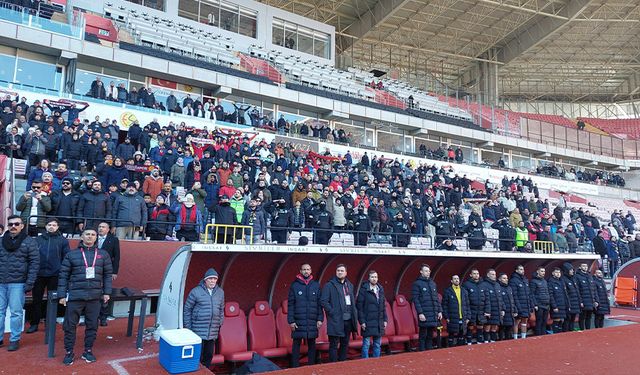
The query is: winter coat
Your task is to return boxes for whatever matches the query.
[356,282,387,337]
[174,204,203,233]
[143,176,164,200]
[170,164,185,187]
[36,231,70,277]
[593,277,610,315]
[498,282,517,326]
[320,276,358,337]
[102,166,129,190]
[575,270,597,311]
[530,275,550,310]
[183,282,225,340]
[287,275,323,339]
[115,143,135,161]
[57,244,113,301]
[463,278,489,323]
[78,190,112,222]
[509,272,534,317]
[411,276,442,328]
[561,267,581,315]
[146,204,174,237]
[480,278,504,325]
[0,234,39,289]
[465,224,486,249]
[441,285,471,333]
[111,193,148,227]
[548,277,569,319]
[241,208,267,237]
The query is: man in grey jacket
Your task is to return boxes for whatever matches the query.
[111,183,147,240]
[184,268,225,369]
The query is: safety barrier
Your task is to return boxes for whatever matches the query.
[204,223,254,244]
[533,241,555,254]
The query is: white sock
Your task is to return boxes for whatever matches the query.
[521,332,527,339]
[513,334,518,339]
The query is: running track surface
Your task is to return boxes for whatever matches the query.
[275,323,640,375]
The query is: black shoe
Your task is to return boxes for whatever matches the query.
[82,350,97,363]
[26,325,38,334]
[99,319,108,327]
[0,340,3,348]
[7,341,19,351]
[63,352,74,366]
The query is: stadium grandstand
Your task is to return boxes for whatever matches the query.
[1,0,640,374]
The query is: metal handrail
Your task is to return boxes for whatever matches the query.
[204,223,253,244]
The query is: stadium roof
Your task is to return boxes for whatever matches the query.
[259,0,640,103]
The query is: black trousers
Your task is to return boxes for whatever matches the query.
[177,229,199,242]
[534,308,549,336]
[563,313,577,332]
[30,275,58,326]
[271,230,287,244]
[579,310,593,330]
[99,300,114,321]
[63,299,101,352]
[328,321,351,362]
[418,326,434,351]
[594,314,605,328]
[354,233,368,246]
[201,339,215,368]
[291,337,316,368]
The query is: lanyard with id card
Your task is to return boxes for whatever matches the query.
[343,284,351,306]
[82,249,98,279]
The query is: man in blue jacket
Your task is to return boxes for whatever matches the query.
[287,263,322,367]
[27,218,70,333]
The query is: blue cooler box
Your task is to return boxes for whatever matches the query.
[159,329,202,374]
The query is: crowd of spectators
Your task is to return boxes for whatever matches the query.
[2,93,640,273]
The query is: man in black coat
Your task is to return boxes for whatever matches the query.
[561,263,581,332]
[479,269,504,343]
[593,270,609,328]
[50,177,81,235]
[313,201,333,245]
[211,195,237,244]
[509,264,533,339]
[442,275,470,347]
[96,222,120,326]
[391,212,411,247]
[287,263,323,368]
[320,264,357,362]
[498,273,518,341]
[463,269,489,344]
[548,267,569,333]
[270,199,293,244]
[351,206,371,246]
[411,264,442,351]
[77,180,111,230]
[530,267,550,336]
[575,263,598,330]
[28,219,70,333]
[356,270,387,358]
[0,215,40,351]
[58,228,113,365]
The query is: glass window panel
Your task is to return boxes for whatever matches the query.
[313,32,330,58]
[75,69,127,96]
[239,7,256,38]
[297,27,313,55]
[15,58,59,90]
[284,22,296,50]
[377,131,402,153]
[178,0,199,22]
[220,2,238,33]
[0,54,16,84]
[272,19,284,46]
[200,0,220,27]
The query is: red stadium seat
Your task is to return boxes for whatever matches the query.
[248,301,288,358]
[275,300,307,354]
[218,302,254,363]
[389,295,414,343]
[384,301,411,344]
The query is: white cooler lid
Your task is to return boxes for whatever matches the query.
[159,329,202,346]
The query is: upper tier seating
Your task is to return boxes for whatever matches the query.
[578,118,640,139]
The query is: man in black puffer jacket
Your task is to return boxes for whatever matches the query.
[509,265,533,339]
[77,180,111,230]
[463,269,489,344]
[411,264,442,351]
[530,267,550,336]
[561,263,581,332]
[0,215,39,351]
[287,263,323,367]
[442,275,470,347]
[548,267,569,333]
[28,219,70,333]
[575,263,598,330]
[356,270,387,358]
[57,228,113,366]
[479,269,504,343]
[593,270,609,328]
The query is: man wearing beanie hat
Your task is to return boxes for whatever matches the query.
[173,193,203,242]
[184,268,224,369]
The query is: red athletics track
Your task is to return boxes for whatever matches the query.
[275,322,640,375]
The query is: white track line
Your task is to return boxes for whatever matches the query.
[107,353,159,375]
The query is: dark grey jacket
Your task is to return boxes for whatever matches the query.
[0,234,39,290]
[183,282,225,340]
[111,193,148,227]
[57,244,113,301]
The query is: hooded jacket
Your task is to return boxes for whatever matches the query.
[36,231,70,277]
[561,263,581,314]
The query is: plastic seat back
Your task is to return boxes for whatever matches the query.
[275,300,292,348]
[393,295,416,336]
[615,276,638,307]
[248,301,277,351]
[384,301,397,336]
[218,302,248,356]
